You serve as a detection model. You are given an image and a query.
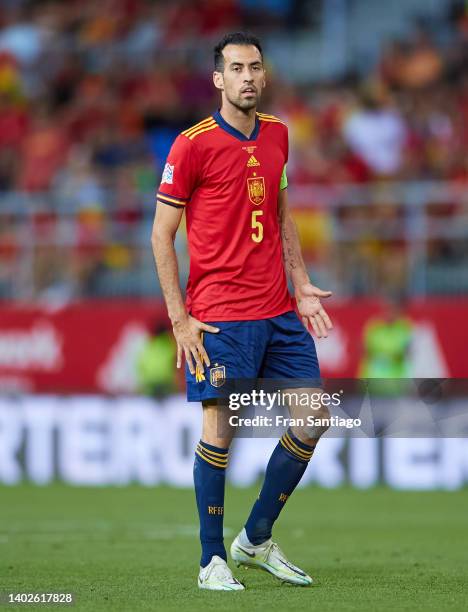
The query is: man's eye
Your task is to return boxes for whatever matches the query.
[233,66,241,71]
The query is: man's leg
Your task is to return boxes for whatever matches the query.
[230,388,329,585]
[243,388,329,545]
[194,400,235,567]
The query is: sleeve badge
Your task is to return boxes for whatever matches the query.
[161,163,174,185]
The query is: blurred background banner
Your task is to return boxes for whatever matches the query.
[0,298,465,393]
[2,395,468,489]
[1,0,468,487]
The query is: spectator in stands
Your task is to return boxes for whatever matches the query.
[0,0,467,299]
[342,85,408,177]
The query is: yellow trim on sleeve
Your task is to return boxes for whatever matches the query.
[157,193,187,206]
[156,199,185,208]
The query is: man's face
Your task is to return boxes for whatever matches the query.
[213,44,265,110]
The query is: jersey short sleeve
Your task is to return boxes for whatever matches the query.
[156,135,199,208]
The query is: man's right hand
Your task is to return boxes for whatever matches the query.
[172,315,219,374]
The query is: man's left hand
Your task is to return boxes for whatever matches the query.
[296,282,333,338]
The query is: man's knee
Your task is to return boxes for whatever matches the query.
[201,432,233,449]
[291,405,331,446]
[202,400,233,449]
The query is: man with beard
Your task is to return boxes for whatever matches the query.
[152,32,333,591]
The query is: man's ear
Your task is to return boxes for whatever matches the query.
[213,71,224,91]
[262,70,266,90]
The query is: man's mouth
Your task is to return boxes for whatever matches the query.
[241,87,256,95]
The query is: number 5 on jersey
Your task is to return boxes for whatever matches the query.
[251,210,263,243]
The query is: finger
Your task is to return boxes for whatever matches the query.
[317,315,331,336]
[199,322,220,333]
[313,288,333,298]
[184,347,195,375]
[302,284,333,298]
[309,315,321,338]
[319,315,330,337]
[314,314,328,338]
[198,343,211,368]
[190,344,204,370]
[176,343,182,369]
[302,316,309,331]
[319,308,333,329]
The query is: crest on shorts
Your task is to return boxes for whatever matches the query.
[247,176,265,205]
[210,364,226,387]
[161,163,174,184]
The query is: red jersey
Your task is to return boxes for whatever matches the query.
[156,110,293,321]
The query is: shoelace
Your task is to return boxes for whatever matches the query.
[258,541,309,580]
[264,541,281,561]
[266,541,297,569]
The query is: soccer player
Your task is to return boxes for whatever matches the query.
[152,32,333,591]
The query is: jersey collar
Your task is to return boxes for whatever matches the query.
[213,110,260,141]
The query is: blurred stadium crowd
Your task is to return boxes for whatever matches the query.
[0,0,467,300]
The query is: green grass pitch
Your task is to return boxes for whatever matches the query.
[1,484,467,611]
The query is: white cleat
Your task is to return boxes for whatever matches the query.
[230,530,313,586]
[198,555,245,591]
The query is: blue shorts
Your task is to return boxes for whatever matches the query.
[186,310,321,402]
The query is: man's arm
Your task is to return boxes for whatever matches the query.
[278,188,333,338]
[151,203,218,373]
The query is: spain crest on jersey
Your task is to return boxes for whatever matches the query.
[210,364,226,387]
[247,177,265,205]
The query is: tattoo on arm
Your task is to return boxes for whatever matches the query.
[281,223,298,271]
[278,194,308,286]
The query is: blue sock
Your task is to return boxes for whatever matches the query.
[193,440,229,567]
[245,429,316,545]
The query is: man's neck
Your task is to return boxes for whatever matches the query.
[220,104,257,139]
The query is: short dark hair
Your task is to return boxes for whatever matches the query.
[214,32,263,72]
